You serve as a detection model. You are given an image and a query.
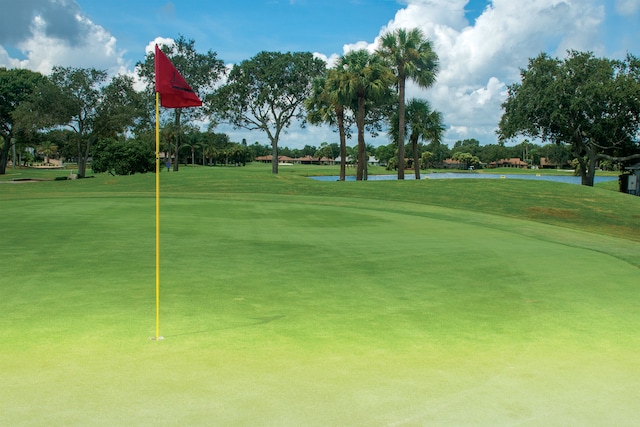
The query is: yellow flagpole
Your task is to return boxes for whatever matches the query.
[155,91,162,341]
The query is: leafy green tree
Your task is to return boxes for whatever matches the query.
[499,51,640,186]
[0,67,47,174]
[211,51,325,174]
[378,28,439,179]
[91,138,155,175]
[452,151,480,169]
[95,74,147,139]
[479,144,509,164]
[425,140,451,166]
[227,144,251,166]
[138,36,226,171]
[420,151,433,169]
[314,142,334,162]
[376,143,396,166]
[452,139,481,157]
[542,143,572,168]
[15,67,144,177]
[335,50,395,180]
[47,67,108,177]
[247,141,270,159]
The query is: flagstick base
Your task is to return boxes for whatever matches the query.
[150,336,165,341]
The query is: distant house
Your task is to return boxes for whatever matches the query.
[441,158,464,169]
[489,158,528,169]
[254,155,295,164]
[539,157,557,169]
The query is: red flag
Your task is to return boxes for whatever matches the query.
[154,44,202,108]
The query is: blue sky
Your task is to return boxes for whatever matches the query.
[0,0,638,148]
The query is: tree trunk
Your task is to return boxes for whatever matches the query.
[585,147,597,187]
[76,137,90,178]
[411,133,420,180]
[337,107,346,181]
[397,74,406,180]
[271,142,278,174]
[12,139,16,169]
[356,95,366,181]
[0,135,10,175]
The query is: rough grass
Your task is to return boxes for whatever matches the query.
[1,164,639,426]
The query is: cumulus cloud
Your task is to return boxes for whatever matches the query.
[0,0,127,75]
[337,0,607,145]
[0,0,83,44]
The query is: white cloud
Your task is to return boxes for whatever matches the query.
[145,37,175,55]
[336,0,608,146]
[1,10,128,76]
[0,46,22,69]
[0,0,622,150]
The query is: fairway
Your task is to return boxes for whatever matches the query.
[1,167,639,426]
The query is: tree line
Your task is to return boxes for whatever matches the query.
[1,32,639,185]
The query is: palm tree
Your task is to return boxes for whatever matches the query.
[37,141,58,165]
[405,99,444,179]
[378,28,439,179]
[305,70,350,181]
[336,50,395,180]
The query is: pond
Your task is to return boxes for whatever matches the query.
[309,173,618,185]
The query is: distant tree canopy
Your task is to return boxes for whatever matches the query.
[499,50,640,186]
[11,34,639,184]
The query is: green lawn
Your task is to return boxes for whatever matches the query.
[1,164,639,426]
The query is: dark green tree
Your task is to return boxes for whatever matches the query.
[46,67,108,178]
[91,138,155,175]
[0,67,47,174]
[451,139,481,157]
[499,51,640,186]
[210,51,325,174]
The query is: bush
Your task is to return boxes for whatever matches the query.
[92,138,155,176]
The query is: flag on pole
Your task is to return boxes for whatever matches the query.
[153,44,202,341]
[155,44,202,108]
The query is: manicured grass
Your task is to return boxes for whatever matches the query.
[1,164,639,425]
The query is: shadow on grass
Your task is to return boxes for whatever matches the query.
[163,315,287,338]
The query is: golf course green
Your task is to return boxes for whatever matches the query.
[1,164,639,426]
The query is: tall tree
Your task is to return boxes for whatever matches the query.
[210,51,325,174]
[335,50,395,180]
[0,68,46,174]
[404,99,444,179]
[378,28,439,179]
[48,67,108,178]
[305,68,351,180]
[94,74,147,139]
[137,36,225,171]
[19,68,145,178]
[499,51,640,186]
